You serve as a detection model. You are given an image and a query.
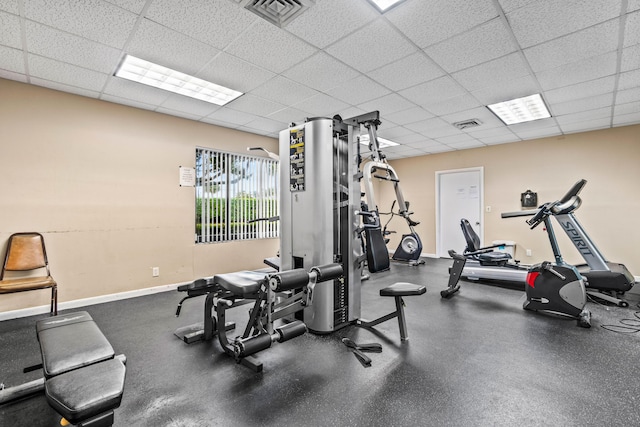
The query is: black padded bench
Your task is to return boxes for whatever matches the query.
[36,311,126,427]
[358,282,426,340]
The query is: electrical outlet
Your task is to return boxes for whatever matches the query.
[152,267,159,277]
[526,249,532,257]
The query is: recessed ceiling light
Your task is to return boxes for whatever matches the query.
[487,94,551,125]
[367,0,406,13]
[114,55,243,106]
[359,134,399,148]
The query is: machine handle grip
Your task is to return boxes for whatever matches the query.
[501,209,538,218]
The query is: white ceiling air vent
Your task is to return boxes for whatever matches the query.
[236,0,315,28]
[452,119,482,130]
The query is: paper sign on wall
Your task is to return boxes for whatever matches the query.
[179,166,195,187]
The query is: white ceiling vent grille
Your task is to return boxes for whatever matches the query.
[452,119,482,130]
[236,0,315,28]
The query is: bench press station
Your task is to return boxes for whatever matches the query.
[0,311,126,426]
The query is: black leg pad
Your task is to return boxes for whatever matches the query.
[45,358,126,426]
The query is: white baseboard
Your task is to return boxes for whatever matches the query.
[0,281,188,322]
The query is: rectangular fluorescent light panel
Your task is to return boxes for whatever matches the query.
[359,135,399,148]
[487,94,551,125]
[368,0,406,12]
[114,55,243,106]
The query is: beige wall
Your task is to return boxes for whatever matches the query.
[380,124,640,285]
[0,79,278,313]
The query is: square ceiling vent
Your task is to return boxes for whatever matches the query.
[234,0,315,28]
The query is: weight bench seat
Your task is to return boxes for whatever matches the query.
[380,282,426,297]
[214,270,266,297]
[45,357,126,425]
[36,311,114,378]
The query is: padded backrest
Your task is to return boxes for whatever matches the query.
[460,219,481,253]
[2,233,48,277]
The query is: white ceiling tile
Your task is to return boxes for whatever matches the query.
[614,100,640,115]
[0,45,24,73]
[384,106,434,126]
[242,116,287,134]
[377,125,414,140]
[618,68,640,90]
[424,144,456,153]
[196,52,275,93]
[145,0,257,50]
[326,20,417,73]
[30,77,100,99]
[523,20,620,72]
[204,107,260,126]
[423,94,482,117]
[439,134,479,145]
[285,0,378,48]
[368,53,445,92]
[292,92,350,117]
[25,21,121,74]
[27,54,108,92]
[507,0,621,48]
[200,117,241,129]
[160,94,221,118]
[629,0,640,11]
[497,0,538,13]
[624,10,640,47]
[326,75,391,105]
[155,107,202,121]
[250,76,319,106]
[559,117,611,133]
[452,53,530,92]
[0,0,19,14]
[613,111,640,125]
[267,107,310,125]
[225,93,286,116]
[24,0,137,48]
[399,76,466,106]
[616,86,640,104]
[101,94,156,111]
[621,44,640,72]
[103,76,172,105]
[555,107,612,126]
[340,107,370,121]
[464,127,516,139]
[398,134,437,145]
[405,117,460,138]
[386,0,498,48]
[359,93,417,117]
[282,52,360,92]
[544,75,616,104]
[126,19,220,76]
[446,140,486,149]
[0,10,21,48]
[551,93,613,116]
[470,74,541,104]
[510,125,562,140]
[103,0,146,14]
[536,51,618,90]
[481,134,520,145]
[225,19,317,73]
[506,118,557,132]
[0,69,26,81]
[424,18,518,73]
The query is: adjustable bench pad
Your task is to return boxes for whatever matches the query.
[45,357,126,424]
[36,311,114,378]
[214,270,266,297]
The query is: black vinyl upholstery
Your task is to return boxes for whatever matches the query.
[214,270,265,297]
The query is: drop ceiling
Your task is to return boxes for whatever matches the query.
[1,0,638,160]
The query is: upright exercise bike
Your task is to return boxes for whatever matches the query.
[444,186,592,328]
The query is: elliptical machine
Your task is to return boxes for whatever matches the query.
[443,187,592,328]
[381,200,425,266]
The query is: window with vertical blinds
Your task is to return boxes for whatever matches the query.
[195,148,279,243]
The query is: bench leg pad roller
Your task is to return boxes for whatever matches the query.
[45,358,126,426]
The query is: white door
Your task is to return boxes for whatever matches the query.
[436,167,483,258]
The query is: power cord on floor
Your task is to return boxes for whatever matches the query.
[600,302,640,334]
